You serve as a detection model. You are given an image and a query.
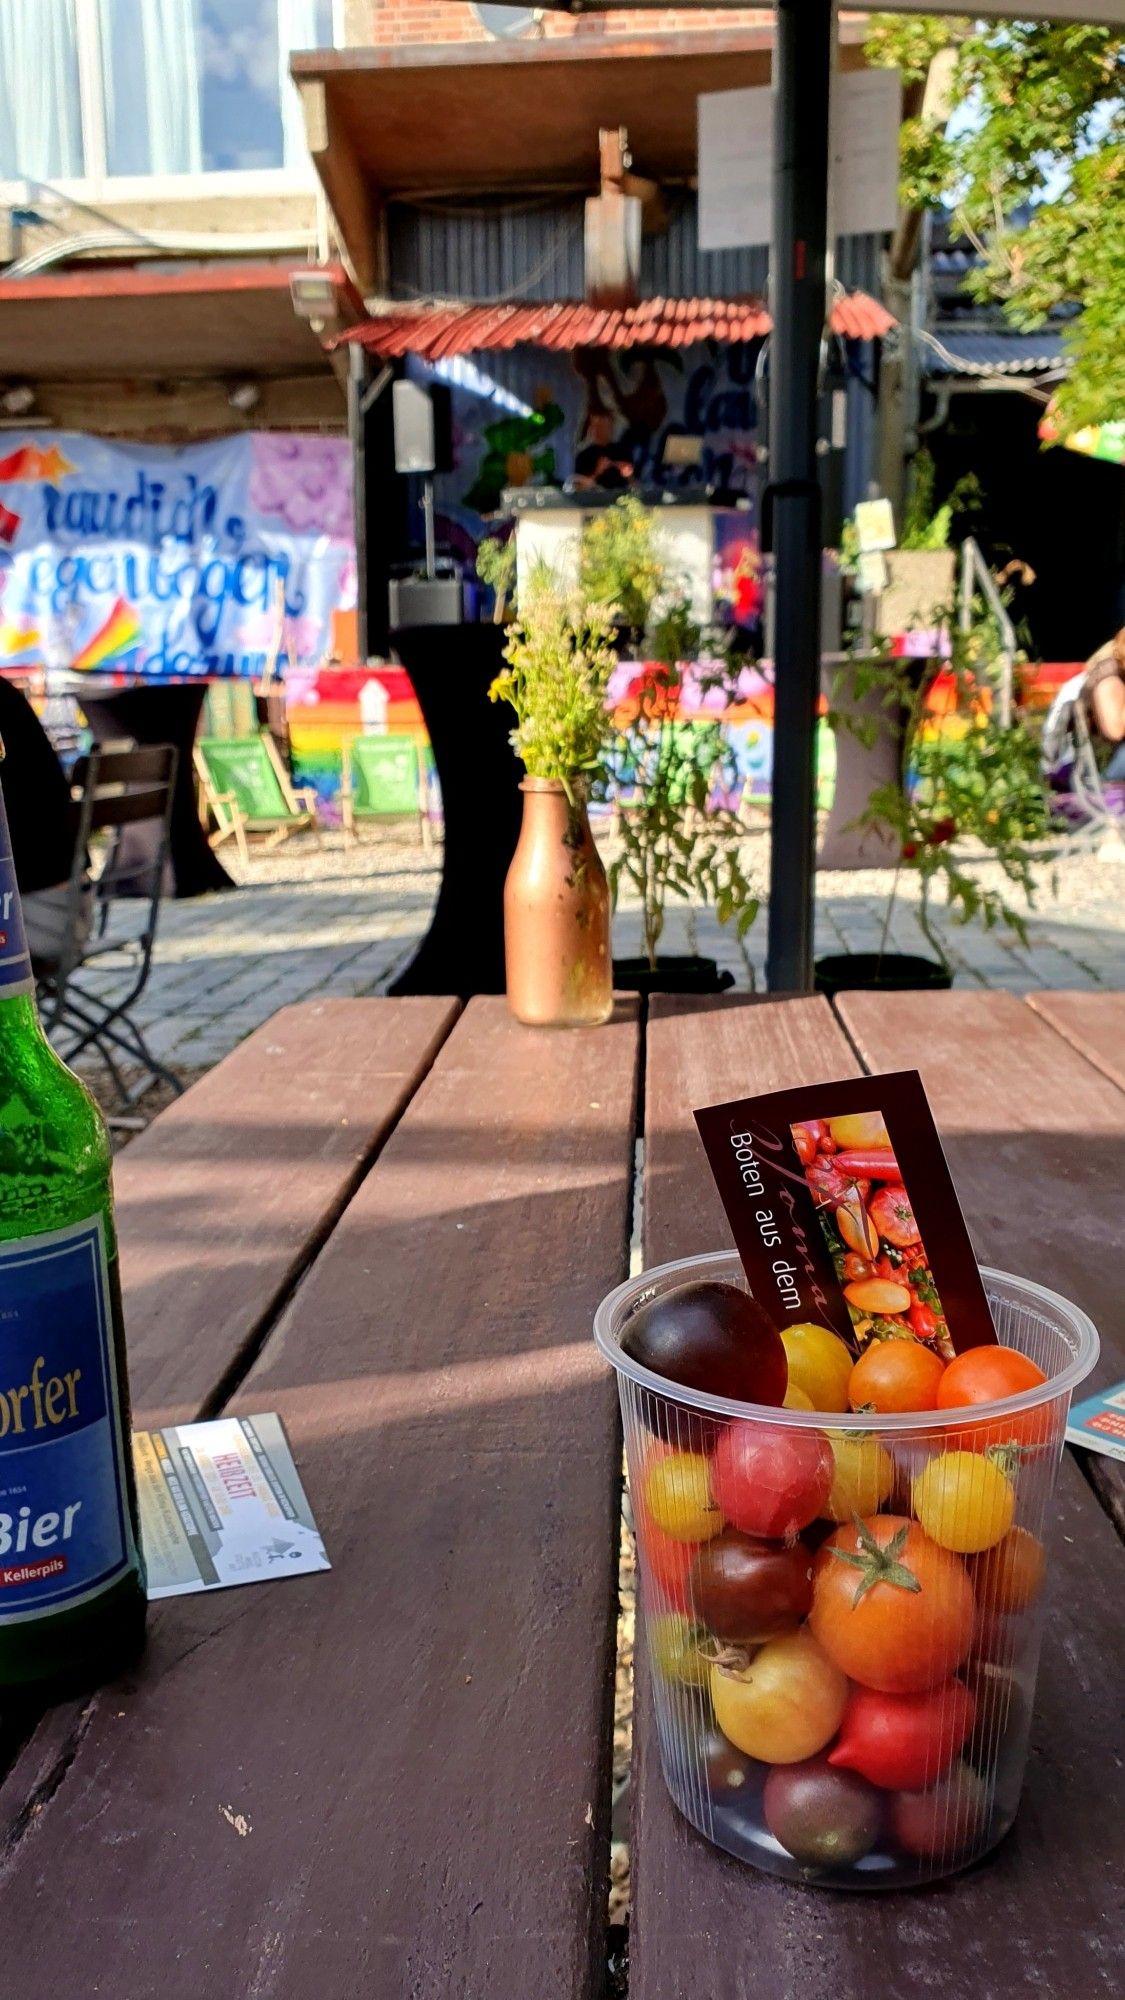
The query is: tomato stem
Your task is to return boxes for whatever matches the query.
[832,1518,924,1605]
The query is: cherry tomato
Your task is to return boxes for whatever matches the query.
[633,1507,694,1610]
[828,1678,975,1791]
[764,1757,882,1868]
[699,1723,763,1805]
[967,1525,1046,1615]
[845,1277,913,1316]
[835,1148,903,1180]
[641,1449,722,1543]
[827,1113,890,1151]
[912,1449,1015,1555]
[868,1184,921,1248]
[690,1529,813,1646]
[842,1253,876,1283]
[891,1760,989,1859]
[647,1611,709,1687]
[960,1659,1027,1768]
[848,1339,945,1414]
[810,1516,974,1694]
[710,1629,847,1764]
[793,1123,818,1166]
[836,1200,880,1259]
[711,1422,833,1538]
[779,1322,854,1412]
[805,1119,832,1148]
[620,1279,788,1406]
[822,1430,895,1521]
[936,1344,1051,1451]
[783,1383,816,1412]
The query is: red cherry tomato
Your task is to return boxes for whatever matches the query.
[633,1504,694,1611]
[892,1761,989,1859]
[711,1422,833,1539]
[828,1679,976,1791]
[907,1301,939,1343]
[937,1343,1052,1450]
[793,1123,818,1166]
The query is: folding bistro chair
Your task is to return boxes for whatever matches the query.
[1040,668,1121,839]
[35,742,181,1107]
[341,734,431,849]
[194,732,320,866]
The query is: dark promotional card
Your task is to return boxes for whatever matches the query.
[694,1071,997,1360]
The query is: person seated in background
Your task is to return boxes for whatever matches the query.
[0,674,90,962]
[571,411,635,491]
[1084,628,1125,779]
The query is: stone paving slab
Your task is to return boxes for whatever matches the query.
[60,827,1125,1084]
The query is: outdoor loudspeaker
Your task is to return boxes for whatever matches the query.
[392,380,453,475]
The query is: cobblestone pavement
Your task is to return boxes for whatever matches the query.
[75,824,1125,1079]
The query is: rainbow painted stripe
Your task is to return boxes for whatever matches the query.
[71,596,143,671]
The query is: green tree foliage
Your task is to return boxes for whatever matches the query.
[866,15,1125,432]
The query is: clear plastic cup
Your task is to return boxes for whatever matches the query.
[594,1251,1099,1890]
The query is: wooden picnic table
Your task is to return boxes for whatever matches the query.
[1,988,1122,1999]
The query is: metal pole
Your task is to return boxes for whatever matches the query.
[765,0,834,993]
[347,342,370,661]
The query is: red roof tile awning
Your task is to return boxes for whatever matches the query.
[335,293,894,362]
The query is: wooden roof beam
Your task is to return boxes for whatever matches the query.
[299,77,385,297]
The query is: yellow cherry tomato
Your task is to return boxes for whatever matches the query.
[823,1430,895,1521]
[828,1112,891,1151]
[710,1629,848,1764]
[783,1382,816,1412]
[642,1450,722,1543]
[780,1322,855,1412]
[647,1612,710,1687]
[912,1449,1015,1555]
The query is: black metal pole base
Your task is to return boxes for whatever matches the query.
[386,625,523,999]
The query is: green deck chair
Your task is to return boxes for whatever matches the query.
[194,732,321,866]
[342,734,431,849]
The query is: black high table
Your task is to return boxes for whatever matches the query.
[71,679,234,896]
[387,624,522,997]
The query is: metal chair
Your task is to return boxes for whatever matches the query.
[35,742,181,1106]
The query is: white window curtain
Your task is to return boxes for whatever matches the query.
[100,0,203,178]
[0,0,84,183]
[278,0,322,172]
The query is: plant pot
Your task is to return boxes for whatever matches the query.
[613,955,736,997]
[504,779,614,1027]
[814,952,953,998]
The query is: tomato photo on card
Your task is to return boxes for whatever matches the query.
[695,1071,997,1360]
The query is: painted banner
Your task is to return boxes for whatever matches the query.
[0,432,355,680]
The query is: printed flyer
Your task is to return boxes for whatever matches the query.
[695,1070,997,1360]
[133,1413,329,1599]
[1066,1382,1125,1463]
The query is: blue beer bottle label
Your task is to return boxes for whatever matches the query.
[0,819,34,999]
[0,1214,135,1621]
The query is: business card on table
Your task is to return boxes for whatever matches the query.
[1066,1382,1125,1462]
[695,1070,997,1361]
[133,1413,330,1599]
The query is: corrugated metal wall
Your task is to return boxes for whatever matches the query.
[387,192,884,304]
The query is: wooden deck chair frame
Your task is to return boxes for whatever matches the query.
[341,736,432,851]
[194,731,321,865]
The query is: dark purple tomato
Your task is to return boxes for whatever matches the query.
[699,1724,764,1805]
[763,1757,883,1869]
[620,1281,787,1406]
[690,1530,813,1646]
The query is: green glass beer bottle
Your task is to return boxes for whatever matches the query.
[0,760,146,1696]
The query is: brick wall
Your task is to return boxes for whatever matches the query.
[354,4,775,47]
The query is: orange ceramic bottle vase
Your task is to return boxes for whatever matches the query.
[504,778,613,1027]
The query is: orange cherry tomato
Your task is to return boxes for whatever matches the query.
[967,1526,1047,1616]
[848,1339,946,1414]
[809,1515,974,1694]
[937,1344,1052,1450]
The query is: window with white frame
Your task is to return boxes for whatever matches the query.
[0,0,340,190]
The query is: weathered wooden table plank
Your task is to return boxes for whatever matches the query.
[115,995,458,1426]
[628,991,1125,2000]
[1026,989,1125,1094]
[0,997,638,2000]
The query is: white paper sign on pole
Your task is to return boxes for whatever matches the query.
[699,71,901,252]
